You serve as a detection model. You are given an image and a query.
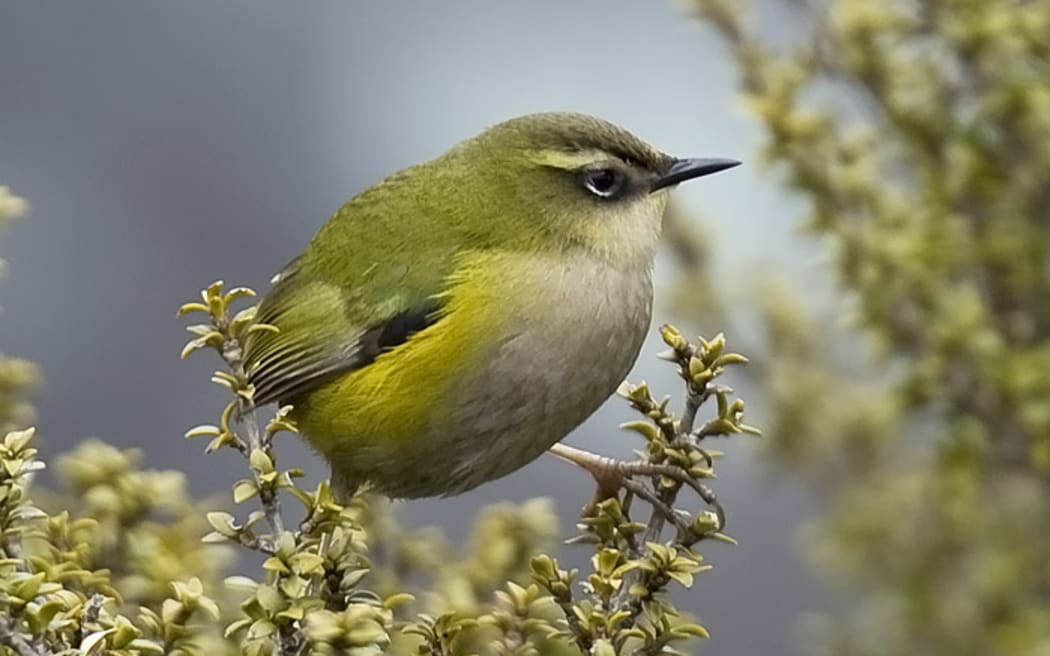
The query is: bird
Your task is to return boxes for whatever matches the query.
[243,112,738,500]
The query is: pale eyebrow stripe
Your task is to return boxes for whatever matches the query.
[526,148,612,171]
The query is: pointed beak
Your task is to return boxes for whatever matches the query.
[650,157,741,193]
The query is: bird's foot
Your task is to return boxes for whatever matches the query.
[548,442,724,531]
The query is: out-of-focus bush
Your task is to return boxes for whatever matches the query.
[0,187,38,432]
[680,1,1050,654]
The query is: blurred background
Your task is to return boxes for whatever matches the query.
[3,1,1048,655]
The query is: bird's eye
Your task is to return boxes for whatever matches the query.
[581,168,624,198]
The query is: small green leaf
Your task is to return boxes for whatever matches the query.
[184,424,221,439]
[224,575,260,591]
[289,552,325,576]
[176,302,210,316]
[673,622,710,639]
[255,585,288,613]
[205,512,239,538]
[233,480,259,504]
[250,449,275,474]
[225,618,253,638]
[247,618,278,639]
[80,628,117,654]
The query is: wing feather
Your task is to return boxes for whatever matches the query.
[244,167,461,407]
[245,259,445,407]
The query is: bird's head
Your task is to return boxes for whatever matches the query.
[436,112,739,266]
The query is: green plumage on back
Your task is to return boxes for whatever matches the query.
[245,166,460,407]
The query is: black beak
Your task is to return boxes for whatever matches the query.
[650,157,741,193]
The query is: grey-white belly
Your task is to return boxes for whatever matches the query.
[379,256,653,497]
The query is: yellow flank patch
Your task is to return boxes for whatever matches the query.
[290,251,510,461]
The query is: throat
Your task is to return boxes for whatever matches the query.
[576,203,663,268]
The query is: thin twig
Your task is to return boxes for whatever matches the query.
[640,490,674,546]
[554,590,591,654]
[0,616,48,656]
[305,531,332,598]
[221,338,285,538]
[74,594,106,649]
[621,479,691,539]
[634,462,725,532]
[679,392,702,436]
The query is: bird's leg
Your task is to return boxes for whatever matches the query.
[548,443,627,497]
[548,442,725,531]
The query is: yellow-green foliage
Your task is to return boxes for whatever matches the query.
[0,195,755,654]
[45,441,235,612]
[683,1,1050,654]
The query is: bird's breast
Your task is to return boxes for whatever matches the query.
[407,250,653,494]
